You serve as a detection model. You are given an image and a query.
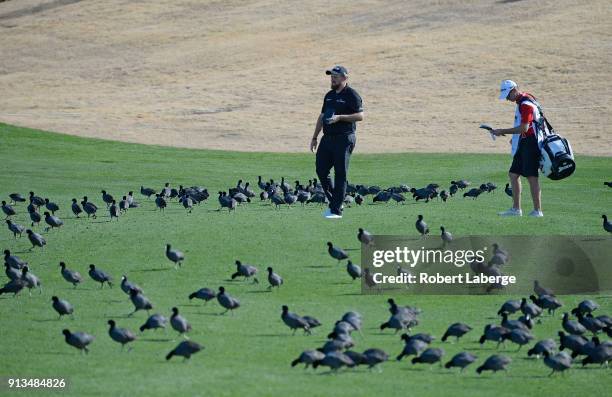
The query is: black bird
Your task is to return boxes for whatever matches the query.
[497,299,521,316]
[346,261,362,280]
[357,228,374,246]
[88,264,113,288]
[2,200,16,218]
[9,193,26,204]
[602,215,612,233]
[303,315,322,330]
[558,331,588,356]
[327,242,348,263]
[463,188,483,199]
[44,198,59,214]
[166,340,203,361]
[165,244,185,268]
[231,260,259,283]
[6,220,25,238]
[154,194,167,211]
[108,320,137,351]
[562,312,586,335]
[441,322,472,342]
[576,312,606,335]
[189,288,216,303]
[140,186,156,198]
[21,266,42,295]
[411,348,444,366]
[543,351,572,376]
[281,305,311,335]
[109,200,119,220]
[527,339,557,358]
[29,192,45,207]
[267,267,283,289]
[127,191,139,207]
[529,294,562,315]
[181,195,193,213]
[139,314,167,332]
[396,335,428,361]
[605,181,612,188]
[101,190,114,207]
[440,190,449,202]
[501,313,529,331]
[451,180,470,189]
[120,275,142,296]
[71,199,82,217]
[476,355,511,374]
[581,341,612,366]
[218,191,237,212]
[411,187,432,202]
[129,288,153,316]
[373,190,392,203]
[520,297,542,319]
[5,263,20,281]
[4,249,27,269]
[444,352,477,371]
[44,211,63,231]
[312,351,355,371]
[502,328,534,350]
[81,196,97,218]
[0,278,26,296]
[291,350,326,368]
[26,229,46,249]
[51,296,74,319]
[415,215,429,237]
[60,262,83,287]
[361,348,388,370]
[28,207,41,226]
[440,226,453,245]
[504,183,513,197]
[170,307,192,338]
[217,286,240,314]
[160,183,171,198]
[571,300,599,316]
[62,329,94,354]
[479,324,510,347]
[119,196,129,213]
[449,184,458,196]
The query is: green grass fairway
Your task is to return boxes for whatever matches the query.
[1,123,611,397]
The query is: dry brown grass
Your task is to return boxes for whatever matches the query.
[0,0,610,155]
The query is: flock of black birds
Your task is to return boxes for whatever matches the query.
[1,178,611,373]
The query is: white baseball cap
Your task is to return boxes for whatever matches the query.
[499,80,517,99]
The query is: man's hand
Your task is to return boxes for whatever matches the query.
[327,115,341,124]
[309,137,318,153]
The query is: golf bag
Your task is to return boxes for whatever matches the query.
[519,97,576,180]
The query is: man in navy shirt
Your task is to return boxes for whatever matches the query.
[310,65,364,219]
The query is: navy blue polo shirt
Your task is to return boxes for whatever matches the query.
[321,85,363,135]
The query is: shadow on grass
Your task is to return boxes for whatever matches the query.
[134,268,171,272]
[33,318,64,322]
[254,333,293,337]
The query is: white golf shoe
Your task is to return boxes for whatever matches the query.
[498,208,522,217]
[528,210,544,217]
[323,208,342,219]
